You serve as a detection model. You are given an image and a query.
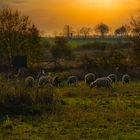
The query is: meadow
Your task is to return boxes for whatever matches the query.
[43,37,129,48]
[0,79,140,140]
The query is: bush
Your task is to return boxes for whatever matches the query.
[0,80,56,115]
[75,41,131,51]
[50,37,72,60]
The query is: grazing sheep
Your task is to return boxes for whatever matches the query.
[90,77,112,89]
[107,74,117,83]
[25,76,35,88]
[122,74,130,85]
[67,76,78,85]
[52,76,62,87]
[46,73,53,83]
[38,76,49,86]
[84,73,96,85]
[37,69,46,79]
[106,77,113,84]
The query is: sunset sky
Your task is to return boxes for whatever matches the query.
[0,0,140,35]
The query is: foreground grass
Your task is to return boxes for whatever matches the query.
[0,82,140,140]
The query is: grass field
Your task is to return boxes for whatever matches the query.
[0,81,140,140]
[43,37,129,48]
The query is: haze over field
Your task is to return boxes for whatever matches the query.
[0,0,140,35]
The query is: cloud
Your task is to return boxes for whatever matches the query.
[0,0,27,7]
[3,0,27,4]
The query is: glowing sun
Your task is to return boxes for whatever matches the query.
[86,0,118,7]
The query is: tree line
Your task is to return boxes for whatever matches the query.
[61,24,131,38]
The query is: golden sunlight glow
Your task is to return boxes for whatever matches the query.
[87,0,117,6]
[81,0,119,8]
[2,0,140,35]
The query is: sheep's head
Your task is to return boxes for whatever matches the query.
[90,82,96,88]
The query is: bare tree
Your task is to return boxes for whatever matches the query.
[80,27,92,38]
[115,25,128,36]
[130,15,140,65]
[131,17,140,37]
[95,23,109,38]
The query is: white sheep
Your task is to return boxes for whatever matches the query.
[122,74,130,85]
[107,74,117,83]
[52,76,61,87]
[84,73,96,85]
[38,75,49,86]
[67,76,78,85]
[106,77,113,84]
[46,73,53,83]
[37,69,46,79]
[90,77,112,89]
[25,76,35,88]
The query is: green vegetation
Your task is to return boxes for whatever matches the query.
[0,81,140,140]
[49,37,72,67]
[42,37,129,48]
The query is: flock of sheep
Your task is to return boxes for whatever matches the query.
[86,73,130,88]
[24,70,130,89]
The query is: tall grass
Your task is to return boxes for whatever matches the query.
[0,80,57,115]
[0,80,140,139]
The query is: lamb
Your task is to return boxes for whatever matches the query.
[67,76,78,85]
[122,74,130,85]
[38,75,49,86]
[52,76,62,87]
[25,76,35,88]
[90,77,112,89]
[84,73,96,85]
[107,74,117,83]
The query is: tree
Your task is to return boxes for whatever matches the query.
[50,37,72,68]
[130,15,140,66]
[0,7,42,65]
[95,23,109,38]
[80,27,92,38]
[63,25,73,38]
[115,25,127,36]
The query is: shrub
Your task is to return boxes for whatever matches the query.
[0,80,56,115]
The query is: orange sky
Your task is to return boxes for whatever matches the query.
[1,0,140,35]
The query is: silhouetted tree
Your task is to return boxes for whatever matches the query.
[95,23,109,38]
[76,28,81,37]
[80,27,92,38]
[50,37,72,68]
[0,7,42,65]
[115,25,127,36]
[130,15,140,66]
[63,25,73,38]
